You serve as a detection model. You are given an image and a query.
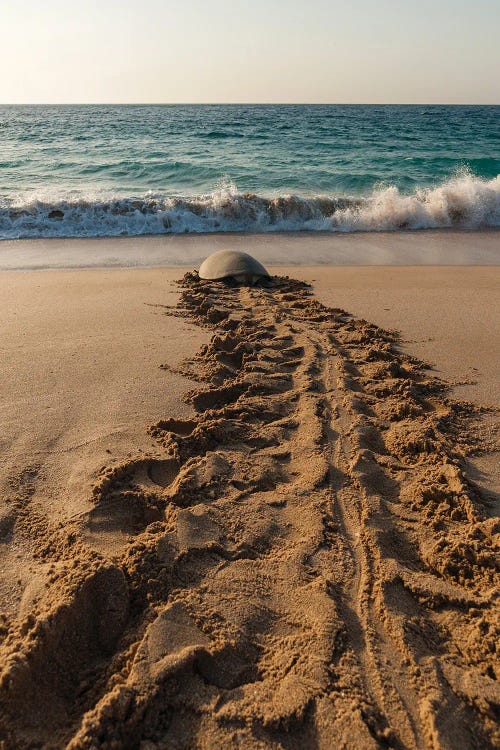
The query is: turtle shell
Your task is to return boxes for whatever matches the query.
[199,250,270,283]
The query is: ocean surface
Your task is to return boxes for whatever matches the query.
[0,104,499,239]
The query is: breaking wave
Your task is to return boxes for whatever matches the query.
[1,172,499,240]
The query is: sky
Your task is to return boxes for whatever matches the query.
[0,0,498,104]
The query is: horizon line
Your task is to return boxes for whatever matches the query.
[1,102,499,107]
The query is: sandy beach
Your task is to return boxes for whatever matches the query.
[0,239,499,749]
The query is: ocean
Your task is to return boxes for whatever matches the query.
[0,104,499,239]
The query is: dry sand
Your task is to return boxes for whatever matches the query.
[0,265,498,749]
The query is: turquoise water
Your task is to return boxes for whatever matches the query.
[0,104,499,238]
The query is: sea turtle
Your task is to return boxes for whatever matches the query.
[199,250,270,286]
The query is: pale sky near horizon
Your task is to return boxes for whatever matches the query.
[1,0,498,104]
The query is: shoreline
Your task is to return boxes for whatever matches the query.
[0,228,499,270]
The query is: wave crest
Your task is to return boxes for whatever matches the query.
[1,172,499,240]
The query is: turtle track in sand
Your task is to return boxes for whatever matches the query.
[0,273,498,750]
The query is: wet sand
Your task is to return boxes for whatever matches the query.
[0,263,498,749]
[1,229,499,270]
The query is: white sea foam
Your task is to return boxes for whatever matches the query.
[332,172,500,231]
[1,172,499,240]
